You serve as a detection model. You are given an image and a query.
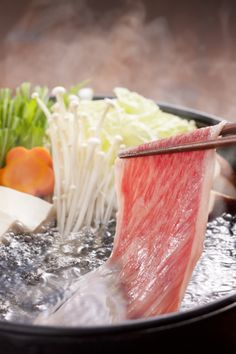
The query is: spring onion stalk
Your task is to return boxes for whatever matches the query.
[0,81,89,168]
[33,87,196,237]
[0,83,52,167]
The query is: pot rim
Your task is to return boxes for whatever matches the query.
[0,102,235,337]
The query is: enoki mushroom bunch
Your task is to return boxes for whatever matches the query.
[32,87,124,237]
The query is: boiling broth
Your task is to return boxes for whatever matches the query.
[0,212,235,325]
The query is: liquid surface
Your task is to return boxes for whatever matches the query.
[182,213,236,309]
[0,220,115,323]
[0,214,235,324]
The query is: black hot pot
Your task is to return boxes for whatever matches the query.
[0,104,235,354]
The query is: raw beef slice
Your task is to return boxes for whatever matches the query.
[110,122,224,319]
[36,122,225,326]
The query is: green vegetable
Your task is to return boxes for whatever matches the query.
[77,87,197,159]
[0,81,89,168]
[114,87,196,142]
[0,83,51,167]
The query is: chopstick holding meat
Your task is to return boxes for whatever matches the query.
[36,122,225,325]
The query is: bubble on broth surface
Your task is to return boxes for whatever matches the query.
[0,213,235,324]
[0,220,115,323]
[182,213,236,309]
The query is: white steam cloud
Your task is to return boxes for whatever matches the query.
[1,0,236,120]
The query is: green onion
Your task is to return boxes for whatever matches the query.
[0,83,52,167]
[0,81,89,168]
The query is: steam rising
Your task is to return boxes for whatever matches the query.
[1,0,236,120]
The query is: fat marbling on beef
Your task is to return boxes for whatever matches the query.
[110,122,224,318]
[36,122,224,326]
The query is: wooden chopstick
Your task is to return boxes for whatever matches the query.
[119,136,236,159]
[119,123,236,159]
[221,122,236,135]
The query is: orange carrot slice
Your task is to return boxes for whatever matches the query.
[0,147,54,197]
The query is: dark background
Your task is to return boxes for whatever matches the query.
[1,0,236,121]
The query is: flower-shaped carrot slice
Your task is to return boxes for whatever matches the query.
[0,147,54,197]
